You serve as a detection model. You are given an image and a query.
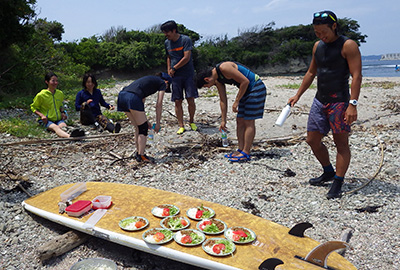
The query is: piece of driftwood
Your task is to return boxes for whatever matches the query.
[37,230,90,261]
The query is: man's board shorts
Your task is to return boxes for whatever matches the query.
[117,91,145,112]
[237,79,267,120]
[307,98,351,135]
[171,75,198,101]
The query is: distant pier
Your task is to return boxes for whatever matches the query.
[380,53,400,60]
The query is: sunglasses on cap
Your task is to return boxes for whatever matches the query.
[314,12,336,22]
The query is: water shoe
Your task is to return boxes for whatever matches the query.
[189,123,198,131]
[177,127,185,135]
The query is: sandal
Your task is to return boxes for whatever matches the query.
[229,151,251,162]
[224,149,243,158]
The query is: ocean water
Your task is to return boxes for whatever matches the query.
[362,59,400,77]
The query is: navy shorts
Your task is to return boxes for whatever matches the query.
[117,91,144,112]
[171,75,198,101]
[307,98,350,135]
[237,80,267,120]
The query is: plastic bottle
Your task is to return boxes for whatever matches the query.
[275,104,291,127]
[148,125,154,143]
[221,130,229,147]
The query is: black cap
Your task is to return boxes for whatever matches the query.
[313,11,337,25]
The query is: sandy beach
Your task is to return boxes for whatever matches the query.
[0,75,399,270]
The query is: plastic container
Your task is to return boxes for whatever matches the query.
[275,104,291,126]
[65,200,92,217]
[92,196,112,210]
[221,130,229,147]
[148,125,154,143]
[70,258,117,270]
[60,182,87,202]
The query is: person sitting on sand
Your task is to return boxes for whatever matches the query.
[75,74,121,133]
[31,72,85,138]
[287,11,362,199]
[117,72,171,163]
[196,61,267,162]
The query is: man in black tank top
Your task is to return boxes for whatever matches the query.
[288,11,362,199]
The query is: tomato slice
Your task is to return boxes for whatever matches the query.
[154,232,165,242]
[195,210,204,219]
[234,230,248,238]
[135,221,145,229]
[181,235,192,244]
[162,208,170,216]
[232,234,241,241]
[180,219,188,226]
[212,244,222,254]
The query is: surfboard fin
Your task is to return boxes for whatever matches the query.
[288,222,313,237]
[295,240,350,269]
[259,258,284,270]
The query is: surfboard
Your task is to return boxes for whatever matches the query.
[22,182,357,270]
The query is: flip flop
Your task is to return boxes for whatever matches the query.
[224,149,243,158]
[229,151,251,162]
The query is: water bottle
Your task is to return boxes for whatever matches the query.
[148,124,154,143]
[275,104,291,127]
[221,130,229,147]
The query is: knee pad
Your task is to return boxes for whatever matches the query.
[138,121,148,136]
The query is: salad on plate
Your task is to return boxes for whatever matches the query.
[202,238,236,256]
[224,226,256,244]
[142,228,173,244]
[186,204,215,220]
[151,204,179,218]
[119,216,149,231]
[196,218,226,234]
[160,216,190,231]
[174,229,206,246]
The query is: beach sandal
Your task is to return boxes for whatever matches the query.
[229,151,251,162]
[189,123,198,131]
[177,127,186,135]
[224,149,243,158]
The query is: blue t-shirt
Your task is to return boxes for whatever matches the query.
[121,76,166,99]
[164,34,195,77]
[75,88,110,117]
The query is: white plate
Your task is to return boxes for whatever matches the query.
[196,218,227,235]
[202,237,236,256]
[142,228,174,245]
[151,204,180,218]
[118,216,149,231]
[173,229,206,246]
[224,226,256,244]
[186,206,215,220]
[160,216,190,231]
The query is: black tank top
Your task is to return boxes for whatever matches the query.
[314,35,350,104]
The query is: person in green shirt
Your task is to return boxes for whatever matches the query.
[31,72,84,138]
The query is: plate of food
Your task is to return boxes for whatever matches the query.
[118,216,149,231]
[151,204,179,218]
[224,226,256,244]
[174,229,206,246]
[196,218,227,235]
[160,216,190,231]
[142,228,174,244]
[202,238,236,256]
[186,204,215,220]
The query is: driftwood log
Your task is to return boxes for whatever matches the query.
[37,230,90,261]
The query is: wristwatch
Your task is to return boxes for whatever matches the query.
[349,99,358,106]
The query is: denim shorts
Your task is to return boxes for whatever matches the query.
[170,75,198,101]
[307,98,350,135]
[117,91,144,112]
[38,119,65,129]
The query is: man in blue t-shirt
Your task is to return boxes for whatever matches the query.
[161,20,199,135]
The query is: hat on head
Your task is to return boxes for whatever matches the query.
[161,72,172,84]
[313,10,337,25]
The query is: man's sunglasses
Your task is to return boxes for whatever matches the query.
[314,12,336,22]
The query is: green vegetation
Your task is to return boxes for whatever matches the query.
[0,117,50,138]
[277,83,316,89]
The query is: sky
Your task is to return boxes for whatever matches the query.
[34,0,399,56]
